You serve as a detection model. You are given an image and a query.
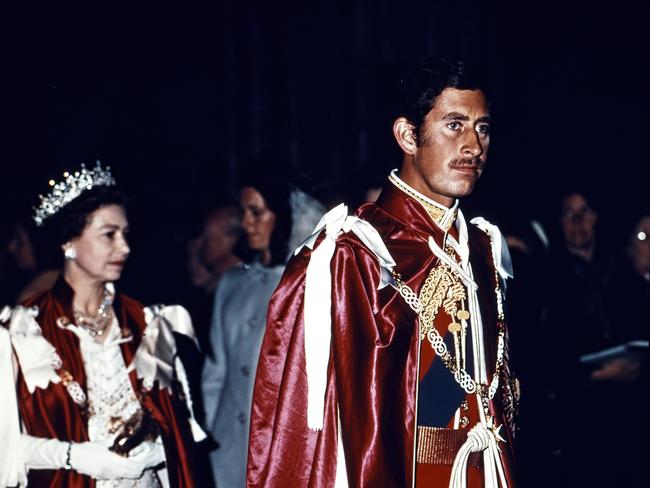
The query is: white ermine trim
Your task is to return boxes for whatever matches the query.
[8,306,61,393]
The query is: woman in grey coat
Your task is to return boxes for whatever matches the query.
[201,176,324,488]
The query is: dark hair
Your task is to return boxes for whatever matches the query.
[38,185,128,262]
[397,56,489,145]
[558,188,599,217]
[236,172,292,267]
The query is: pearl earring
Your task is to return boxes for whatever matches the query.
[64,247,77,260]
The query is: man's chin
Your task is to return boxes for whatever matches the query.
[448,182,477,199]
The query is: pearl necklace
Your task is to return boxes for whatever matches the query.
[74,288,114,337]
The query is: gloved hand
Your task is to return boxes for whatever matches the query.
[20,434,148,480]
[127,441,166,470]
[70,441,147,479]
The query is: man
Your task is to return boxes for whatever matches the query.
[559,192,598,264]
[179,200,242,436]
[192,203,243,294]
[247,57,518,487]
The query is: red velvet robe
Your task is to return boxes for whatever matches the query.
[17,278,198,487]
[247,182,517,487]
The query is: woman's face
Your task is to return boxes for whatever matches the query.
[64,204,130,283]
[240,186,276,254]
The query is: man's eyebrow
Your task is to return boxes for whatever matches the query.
[442,112,469,121]
[476,115,491,124]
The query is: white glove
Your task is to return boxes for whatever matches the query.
[70,441,146,480]
[20,434,68,470]
[20,434,148,480]
[127,441,166,470]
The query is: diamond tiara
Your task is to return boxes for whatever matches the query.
[33,161,117,226]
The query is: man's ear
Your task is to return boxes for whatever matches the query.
[392,117,417,156]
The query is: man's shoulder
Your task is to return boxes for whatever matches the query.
[355,202,406,238]
[284,203,402,280]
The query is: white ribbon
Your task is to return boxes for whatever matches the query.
[137,305,206,442]
[301,204,396,430]
[304,221,338,430]
[7,306,61,393]
[0,316,28,487]
[428,236,477,291]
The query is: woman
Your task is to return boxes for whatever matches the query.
[201,175,324,488]
[0,163,204,487]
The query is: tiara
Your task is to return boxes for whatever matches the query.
[33,161,116,226]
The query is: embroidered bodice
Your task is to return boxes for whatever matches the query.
[71,319,163,488]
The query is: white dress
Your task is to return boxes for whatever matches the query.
[72,319,166,488]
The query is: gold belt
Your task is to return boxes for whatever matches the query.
[416,426,482,467]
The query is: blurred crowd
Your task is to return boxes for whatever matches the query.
[1,166,648,487]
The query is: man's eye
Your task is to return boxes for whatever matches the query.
[476,124,490,136]
[105,231,115,239]
[447,122,461,130]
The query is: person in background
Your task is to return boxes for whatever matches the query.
[182,197,242,351]
[522,189,630,487]
[0,163,206,487]
[558,191,600,265]
[180,197,242,432]
[191,203,242,297]
[588,211,648,486]
[201,170,324,488]
[1,212,60,304]
[202,166,323,487]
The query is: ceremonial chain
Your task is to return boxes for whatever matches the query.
[392,249,505,401]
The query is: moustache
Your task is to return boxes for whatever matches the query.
[449,156,485,171]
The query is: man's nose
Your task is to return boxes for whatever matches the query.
[462,131,483,157]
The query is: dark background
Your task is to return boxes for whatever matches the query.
[2,1,648,300]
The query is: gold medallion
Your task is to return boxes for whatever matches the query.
[457,310,470,321]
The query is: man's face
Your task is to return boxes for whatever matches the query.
[400,87,490,207]
[561,193,597,251]
[198,207,240,269]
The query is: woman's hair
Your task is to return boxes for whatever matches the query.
[37,185,128,264]
[237,172,293,267]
